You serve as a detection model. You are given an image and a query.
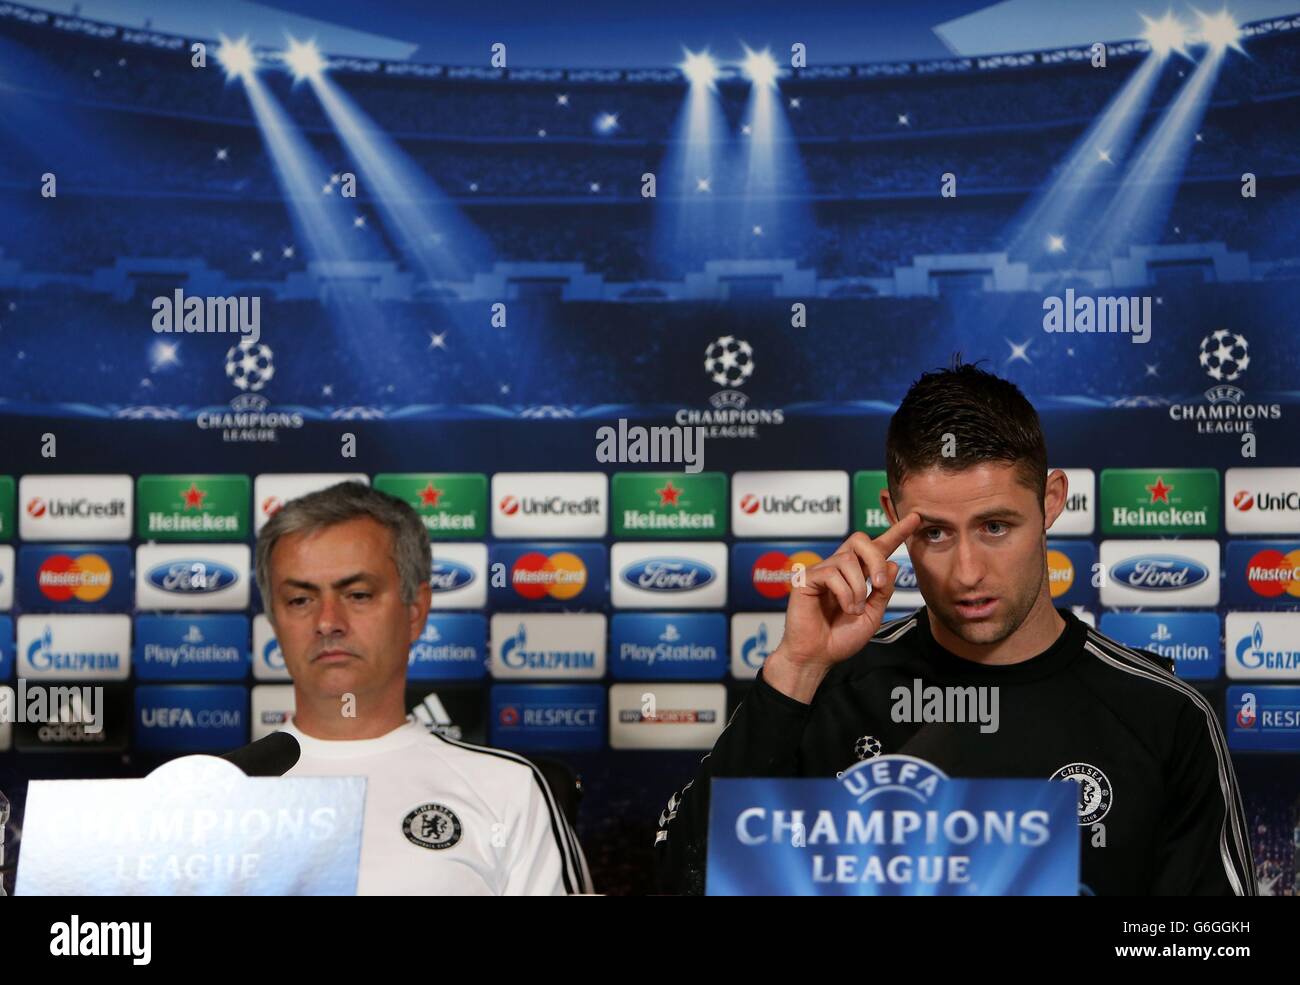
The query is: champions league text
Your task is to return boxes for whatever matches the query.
[733,806,1050,885]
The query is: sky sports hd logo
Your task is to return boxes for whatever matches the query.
[136,475,250,540]
[612,472,726,538]
[1099,469,1218,536]
[492,473,606,538]
[19,475,133,541]
[732,471,848,538]
[1225,468,1300,534]
[609,683,727,750]
[374,473,487,539]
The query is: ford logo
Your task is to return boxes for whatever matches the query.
[147,560,237,594]
[621,558,715,592]
[1111,555,1209,591]
[430,560,475,592]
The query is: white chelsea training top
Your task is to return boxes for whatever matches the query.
[279,718,591,895]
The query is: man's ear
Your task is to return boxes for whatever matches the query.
[408,582,432,644]
[1043,468,1068,532]
[879,489,899,526]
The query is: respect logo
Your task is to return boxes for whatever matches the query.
[509,551,589,600]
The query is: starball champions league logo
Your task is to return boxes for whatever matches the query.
[1169,331,1282,435]
[195,344,304,443]
[674,336,785,439]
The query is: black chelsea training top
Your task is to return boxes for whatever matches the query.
[654,607,1256,896]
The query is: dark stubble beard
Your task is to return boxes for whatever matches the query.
[931,560,1047,648]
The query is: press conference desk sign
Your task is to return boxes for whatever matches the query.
[16,756,365,895]
[707,755,1079,896]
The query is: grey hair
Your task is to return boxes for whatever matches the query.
[254,481,431,610]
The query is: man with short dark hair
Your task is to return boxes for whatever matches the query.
[655,361,1254,896]
[228,481,590,895]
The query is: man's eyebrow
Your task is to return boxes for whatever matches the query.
[280,573,374,591]
[915,508,1027,526]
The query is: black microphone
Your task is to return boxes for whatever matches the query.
[221,731,301,777]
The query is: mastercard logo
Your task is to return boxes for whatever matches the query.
[750,549,825,599]
[1245,549,1300,598]
[37,553,113,602]
[510,551,588,600]
[1046,550,1075,598]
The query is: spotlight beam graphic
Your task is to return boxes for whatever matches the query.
[734,45,811,256]
[1090,34,1232,262]
[653,47,730,272]
[1006,52,1164,263]
[303,70,493,285]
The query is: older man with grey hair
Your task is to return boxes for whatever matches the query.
[226,481,590,895]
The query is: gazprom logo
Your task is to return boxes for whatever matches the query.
[620,558,716,593]
[1110,555,1210,591]
[146,560,237,595]
[837,754,948,805]
[261,637,284,671]
[430,559,475,593]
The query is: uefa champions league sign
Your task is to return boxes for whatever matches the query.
[16,756,365,896]
[706,755,1079,895]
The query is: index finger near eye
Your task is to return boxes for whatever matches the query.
[869,510,922,558]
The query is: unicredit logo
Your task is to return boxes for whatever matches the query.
[500,496,600,515]
[1111,556,1210,591]
[739,493,843,515]
[146,560,237,594]
[1233,490,1300,512]
[621,558,715,592]
[25,497,124,519]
